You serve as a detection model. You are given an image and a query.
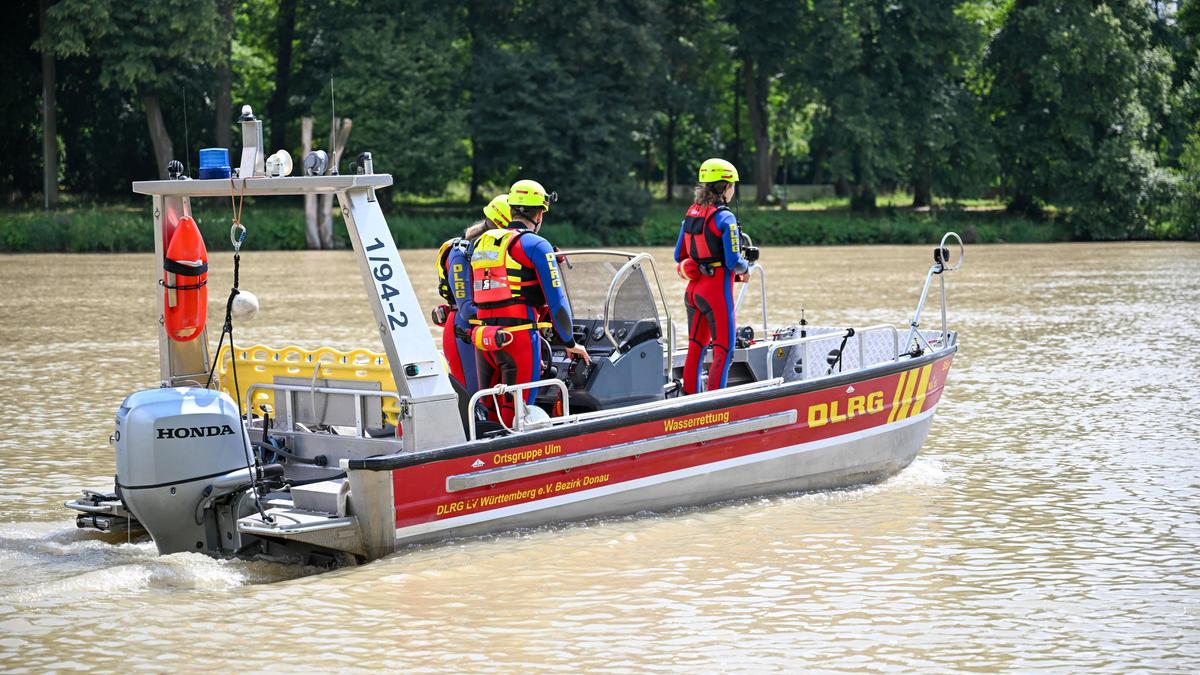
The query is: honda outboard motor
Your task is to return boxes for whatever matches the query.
[114,388,259,555]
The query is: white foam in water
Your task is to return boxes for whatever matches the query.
[0,521,308,607]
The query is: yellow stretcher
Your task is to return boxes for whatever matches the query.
[216,344,403,427]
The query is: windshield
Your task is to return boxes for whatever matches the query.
[558,252,660,326]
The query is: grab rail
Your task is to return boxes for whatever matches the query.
[468,378,571,440]
[244,382,405,439]
[734,263,769,333]
[903,232,964,356]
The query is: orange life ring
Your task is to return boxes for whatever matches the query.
[163,216,208,342]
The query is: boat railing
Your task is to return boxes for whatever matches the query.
[903,232,964,355]
[468,378,572,440]
[244,382,404,439]
[734,263,769,333]
[765,324,901,381]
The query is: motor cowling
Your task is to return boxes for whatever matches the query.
[115,387,256,555]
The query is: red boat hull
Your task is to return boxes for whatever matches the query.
[387,354,954,542]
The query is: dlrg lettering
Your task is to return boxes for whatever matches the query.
[807,391,883,428]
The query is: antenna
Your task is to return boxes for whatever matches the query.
[330,76,336,129]
[183,87,190,177]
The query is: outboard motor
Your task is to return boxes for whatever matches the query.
[114,388,260,555]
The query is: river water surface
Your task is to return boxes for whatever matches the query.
[0,242,1197,672]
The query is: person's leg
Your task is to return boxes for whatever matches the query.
[493,330,537,427]
[682,282,714,395]
[442,309,465,388]
[456,332,478,393]
[475,349,501,421]
[705,272,736,391]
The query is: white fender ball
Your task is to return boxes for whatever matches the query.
[231,290,260,320]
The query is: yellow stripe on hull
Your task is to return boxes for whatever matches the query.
[887,364,934,424]
[887,370,910,423]
[908,364,934,417]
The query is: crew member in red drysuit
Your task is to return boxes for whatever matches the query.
[471,179,589,426]
[674,158,750,395]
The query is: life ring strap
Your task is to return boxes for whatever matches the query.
[164,259,209,276]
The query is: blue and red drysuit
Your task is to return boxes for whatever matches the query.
[674,203,750,395]
[440,241,478,392]
[474,224,577,426]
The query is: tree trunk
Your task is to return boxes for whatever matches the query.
[319,117,352,249]
[810,144,827,185]
[743,58,772,206]
[302,117,320,249]
[911,167,933,209]
[1007,192,1038,217]
[469,136,480,203]
[214,0,234,151]
[850,184,877,212]
[834,176,849,198]
[268,0,298,152]
[143,94,174,179]
[644,136,652,191]
[664,110,677,203]
[466,1,482,204]
[732,63,742,172]
[39,0,58,209]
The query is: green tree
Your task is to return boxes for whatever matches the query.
[800,1,908,210]
[799,0,991,211]
[470,0,663,229]
[288,0,468,196]
[2,0,44,200]
[654,0,730,203]
[39,0,222,178]
[987,0,1173,237]
[726,0,803,205]
[897,1,995,207]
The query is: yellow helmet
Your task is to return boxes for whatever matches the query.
[483,194,512,228]
[698,158,739,183]
[508,179,553,212]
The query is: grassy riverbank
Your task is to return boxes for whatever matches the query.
[0,198,1152,253]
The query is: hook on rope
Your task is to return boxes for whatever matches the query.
[231,223,246,251]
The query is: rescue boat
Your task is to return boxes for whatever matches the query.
[66,132,963,565]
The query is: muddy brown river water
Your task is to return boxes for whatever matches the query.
[0,242,1197,672]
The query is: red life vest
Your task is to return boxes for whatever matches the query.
[681,204,729,266]
[470,228,543,310]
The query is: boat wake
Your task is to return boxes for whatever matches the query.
[0,521,311,607]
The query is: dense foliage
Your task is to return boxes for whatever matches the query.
[8,0,1200,240]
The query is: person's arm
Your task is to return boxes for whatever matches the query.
[521,235,576,347]
[521,234,590,363]
[715,210,750,274]
[673,221,687,263]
